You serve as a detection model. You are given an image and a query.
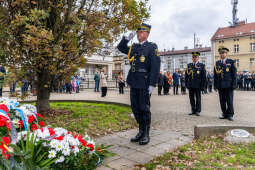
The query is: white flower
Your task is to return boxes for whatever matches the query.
[55,156,65,163]
[63,147,71,156]
[56,142,64,151]
[50,139,59,149]
[48,150,56,158]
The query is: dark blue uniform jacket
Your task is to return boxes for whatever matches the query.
[117,37,160,89]
[214,59,237,89]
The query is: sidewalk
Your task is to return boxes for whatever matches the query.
[96,129,192,170]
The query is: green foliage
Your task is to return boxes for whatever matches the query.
[9,131,56,170]
[45,102,135,137]
[140,136,255,169]
[0,0,150,112]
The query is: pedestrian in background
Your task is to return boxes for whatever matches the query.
[94,72,100,92]
[100,69,108,97]
[172,69,180,95]
[157,71,164,95]
[118,71,125,94]
[180,71,186,95]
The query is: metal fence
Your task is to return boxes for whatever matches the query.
[80,80,118,89]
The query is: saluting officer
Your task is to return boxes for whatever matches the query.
[117,23,160,145]
[185,52,206,116]
[214,46,237,121]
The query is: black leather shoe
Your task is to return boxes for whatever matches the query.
[139,125,150,145]
[188,112,195,115]
[228,116,234,121]
[130,125,144,142]
[219,115,227,119]
[195,112,200,116]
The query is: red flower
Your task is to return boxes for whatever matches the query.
[36,113,43,118]
[54,136,64,141]
[18,120,24,128]
[87,143,94,151]
[31,124,38,131]
[38,121,45,127]
[0,137,11,159]
[48,128,55,136]
[28,115,35,124]
[0,104,9,113]
[0,115,8,127]
[0,116,11,130]
[79,138,87,147]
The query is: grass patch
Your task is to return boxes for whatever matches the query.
[137,136,255,169]
[42,102,135,138]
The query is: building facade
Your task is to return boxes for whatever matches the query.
[160,47,213,73]
[211,21,255,72]
[79,54,114,80]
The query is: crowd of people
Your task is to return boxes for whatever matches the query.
[157,69,214,96]
[237,72,255,91]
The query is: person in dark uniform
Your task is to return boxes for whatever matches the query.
[214,46,237,121]
[117,23,160,145]
[158,71,164,95]
[185,52,206,116]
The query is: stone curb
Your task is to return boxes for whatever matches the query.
[20,100,131,107]
[194,125,255,139]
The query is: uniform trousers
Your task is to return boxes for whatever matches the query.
[218,88,234,117]
[130,88,151,127]
[188,88,201,113]
[158,85,163,95]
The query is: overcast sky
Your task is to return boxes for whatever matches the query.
[132,0,255,51]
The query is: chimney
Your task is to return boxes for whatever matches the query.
[184,46,188,50]
[172,48,175,51]
[199,44,202,48]
[164,49,166,52]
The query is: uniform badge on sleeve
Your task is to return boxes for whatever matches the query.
[197,70,200,74]
[140,55,146,62]
[155,48,160,56]
[226,68,229,72]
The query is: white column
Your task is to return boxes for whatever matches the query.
[108,64,113,80]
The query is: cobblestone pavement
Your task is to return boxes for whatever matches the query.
[7,88,255,169]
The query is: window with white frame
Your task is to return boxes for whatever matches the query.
[234,44,239,53]
[250,43,255,52]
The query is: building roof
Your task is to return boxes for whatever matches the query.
[159,47,211,56]
[211,21,255,41]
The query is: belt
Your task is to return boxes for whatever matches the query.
[131,69,147,73]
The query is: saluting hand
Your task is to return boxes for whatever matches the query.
[124,31,136,41]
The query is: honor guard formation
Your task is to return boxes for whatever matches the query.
[117,23,240,145]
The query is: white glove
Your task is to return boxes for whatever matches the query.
[148,86,155,95]
[124,31,136,41]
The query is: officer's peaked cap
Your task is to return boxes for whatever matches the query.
[137,23,151,32]
[218,46,229,53]
[192,52,200,56]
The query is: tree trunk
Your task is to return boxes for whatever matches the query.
[36,70,51,114]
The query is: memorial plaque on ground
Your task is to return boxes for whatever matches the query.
[225,129,255,144]
[230,129,250,138]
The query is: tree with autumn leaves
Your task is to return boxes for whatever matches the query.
[0,0,150,113]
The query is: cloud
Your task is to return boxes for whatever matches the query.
[147,0,255,51]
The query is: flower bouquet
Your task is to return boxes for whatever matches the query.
[0,97,107,169]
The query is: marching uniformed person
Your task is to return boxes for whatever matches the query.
[185,52,206,116]
[117,23,160,145]
[214,46,237,121]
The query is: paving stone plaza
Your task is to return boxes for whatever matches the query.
[8,89,255,169]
